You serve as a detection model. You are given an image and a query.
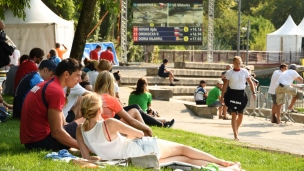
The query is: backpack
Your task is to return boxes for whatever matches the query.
[0,30,16,68]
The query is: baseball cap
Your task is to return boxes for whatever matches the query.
[289,64,297,70]
[217,80,224,84]
[39,60,57,72]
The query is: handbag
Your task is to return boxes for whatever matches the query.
[127,154,160,170]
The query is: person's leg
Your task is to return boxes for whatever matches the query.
[157,139,240,169]
[231,112,238,140]
[236,113,243,137]
[168,74,173,84]
[288,96,297,110]
[276,104,283,123]
[126,108,145,123]
[123,104,164,127]
[223,105,228,118]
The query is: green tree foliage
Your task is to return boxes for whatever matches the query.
[242,0,304,29]
[0,0,30,20]
[42,0,75,20]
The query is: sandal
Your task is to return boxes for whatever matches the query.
[219,115,224,119]
[223,116,230,120]
[288,109,298,113]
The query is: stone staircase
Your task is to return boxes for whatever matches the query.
[121,62,232,90]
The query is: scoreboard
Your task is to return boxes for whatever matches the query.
[133,27,202,45]
[132,0,203,45]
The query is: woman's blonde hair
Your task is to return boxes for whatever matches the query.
[233,56,242,62]
[97,59,112,71]
[81,93,102,131]
[94,71,115,97]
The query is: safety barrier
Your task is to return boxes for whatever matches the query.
[245,85,304,123]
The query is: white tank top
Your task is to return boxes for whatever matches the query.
[81,121,146,160]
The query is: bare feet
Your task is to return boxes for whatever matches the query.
[218,161,241,171]
[234,137,239,141]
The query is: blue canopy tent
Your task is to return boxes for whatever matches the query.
[83,42,119,65]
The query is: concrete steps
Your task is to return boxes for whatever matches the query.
[121,76,221,86]
[174,62,254,70]
[146,68,223,77]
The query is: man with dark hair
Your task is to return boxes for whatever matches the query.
[90,45,101,60]
[48,48,61,66]
[3,55,29,95]
[13,60,57,119]
[275,64,303,124]
[100,46,115,65]
[268,63,287,123]
[20,58,84,151]
[14,48,44,90]
[158,58,179,86]
[55,43,67,60]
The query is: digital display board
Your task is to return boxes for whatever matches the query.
[132,0,203,45]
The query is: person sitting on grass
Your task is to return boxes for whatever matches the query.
[76,93,242,171]
[158,58,179,86]
[13,60,57,119]
[80,81,93,92]
[194,80,208,105]
[81,72,89,82]
[20,58,85,151]
[206,80,227,120]
[128,77,175,126]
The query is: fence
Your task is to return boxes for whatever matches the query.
[152,50,304,64]
[248,86,304,120]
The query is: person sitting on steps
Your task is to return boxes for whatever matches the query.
[158,58,179,86]
[194,80,208,105]
[76,93,242,171]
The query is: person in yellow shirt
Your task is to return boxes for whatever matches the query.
[55,43,67,60]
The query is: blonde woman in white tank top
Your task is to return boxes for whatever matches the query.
[76,93,242,170]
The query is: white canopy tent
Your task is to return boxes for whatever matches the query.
[298,17,304,31]
[267,15,304,53]
[3,0,74,59]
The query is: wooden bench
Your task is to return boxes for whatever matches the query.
[184,102,217,119]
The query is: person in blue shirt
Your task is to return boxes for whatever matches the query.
[48,49,61,66]
[194,80,208,105]
[13,60,57,119]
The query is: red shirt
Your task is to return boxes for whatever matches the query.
[14,60,38,90]
[100,50,114,63]
[90,50,99,60]
[101,94,123,120]
[20,77,66,144]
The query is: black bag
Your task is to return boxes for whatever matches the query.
[0,30,16,68]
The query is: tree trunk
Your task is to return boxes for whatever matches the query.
[70,0,98,61]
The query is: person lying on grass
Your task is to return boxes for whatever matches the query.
[76,93,242,170]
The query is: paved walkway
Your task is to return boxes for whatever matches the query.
[119,86,304,156]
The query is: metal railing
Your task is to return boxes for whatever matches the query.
[153,50,304,64]
[246,85,304,122]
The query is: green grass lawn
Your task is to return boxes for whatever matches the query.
[0,120,303,171]
[0,95,303,170]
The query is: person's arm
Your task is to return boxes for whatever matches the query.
[48,109,79,148]
[76,125,101,160]
[297,76,303,82]
[246,77,257,99]
[62,44,67,50]
[220,79,228,103]
[116,109,153,137]
[107,118,144,139]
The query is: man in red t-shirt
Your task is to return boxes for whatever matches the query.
[100,46,116,65]
[89,45,101,60]
[20,58,85,151]
[14,48,44,91]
